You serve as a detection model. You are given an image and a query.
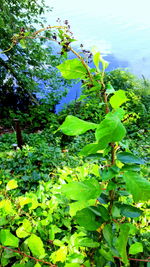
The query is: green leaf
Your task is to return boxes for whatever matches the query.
[79,142,105,156]
[61,179,101,201]
[88,205,110,221]
[110,108,125,120]
[99,248,114,262]
[129,242,143,255]
[16,219,32,238]
[34,263,41,267]
[75,208,101,231]
[116,224,130,264]
[92,48,109,71]
[57,58,87,79]
[93,52,101,71]
[120,204,143,218]
[77,237,99,248]
[106,82,115,94]
[123,171,150,202]
[20,39,26,49]
[102,224,113,246]
[110,90,128,109]
[95,114,126,144]
[69,199,96,216]
[101,167,117,182]
[6,179,18,190]
[27,234,45,259]
[117,152,145,164]
[0,229,19,248]
[51,246,67,263]
[59,115,98,136]
[65,264,80,267]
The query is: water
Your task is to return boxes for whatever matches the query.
[45,0,150,111]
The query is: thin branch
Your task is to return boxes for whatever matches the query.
[1,246,56,266]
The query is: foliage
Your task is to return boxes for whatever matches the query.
[0,25,150,267]
[0,0,71,121]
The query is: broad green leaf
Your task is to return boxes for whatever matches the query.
[95,114,126,144]
[101,167,117,181]
[69,199,95,216]
[6,179,18,190]
[99,248,114,262]
[17,196,39,210]
[116,224,130,264]
[123,171,150,202]
[57,58,87,79]
[77,237,99,248]
[129,242,143,255]
[88,205,110,221]
[16,219,32,238]
[20,39,26,49]
[59,115,98,136]
[93,52,101,71]
[0,199,13,214]
[66,252,84,264]
[109,108,125,120]
[65,264,80,267]
[75,208,101,231]
[34,263,41,267]
[0,229,19,248]
[61,179,101,201]
[117,152,145,164]
[102,224,113,246]
[106,82,115,94]
[51,246,67,263]
[120,204,143,218]
[79,142,105,156]
[27,234,45,259]
[110,90,128,109]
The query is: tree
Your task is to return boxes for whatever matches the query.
[0,0,69,116]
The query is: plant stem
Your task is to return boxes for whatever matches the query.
[69,46,94,84]
[1,246,56,266]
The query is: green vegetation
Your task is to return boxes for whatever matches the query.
[0,13,150,267]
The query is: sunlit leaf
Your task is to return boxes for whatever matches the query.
[123,171,150,202]
[59,115,98,136]
[61,179,101,201]
[27,234,45,259]
[16,219,32,238]
[129,242,143,255]
[95,114,126,144]
[116,224,130,264]
[0,229,19,248]
[79,142,105,156]
[51,246,67,263]
[6,179,18,190]
[110,90,128,109]
[57,58,87,79]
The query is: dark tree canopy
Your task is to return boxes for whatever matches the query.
[0,0,69,115]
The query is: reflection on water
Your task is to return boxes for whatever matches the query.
[47,0,150,109]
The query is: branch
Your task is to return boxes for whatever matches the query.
[1,246,56,266]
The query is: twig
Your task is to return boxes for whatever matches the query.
[1,246,56,266]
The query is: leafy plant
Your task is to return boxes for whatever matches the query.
[0,24,149,267]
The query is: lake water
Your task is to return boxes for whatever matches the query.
[46,0,150,111]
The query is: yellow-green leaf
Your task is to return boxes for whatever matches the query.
[27,234,45,259]
[6,179,18,190]
[110,90,128,109]
[16,219,32,238]
[51,246,67,263]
